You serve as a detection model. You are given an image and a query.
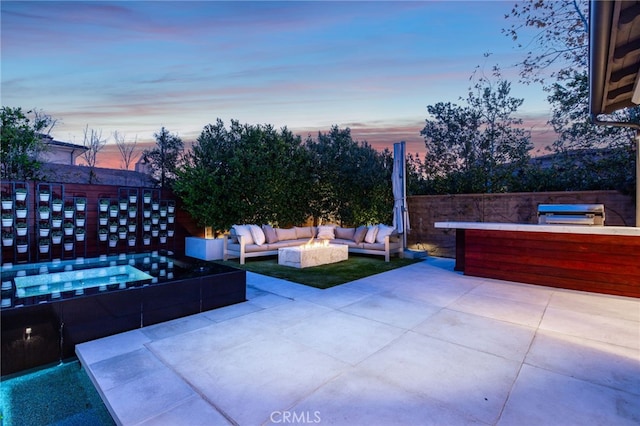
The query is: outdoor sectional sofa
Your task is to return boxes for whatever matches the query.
[224,224,404,264]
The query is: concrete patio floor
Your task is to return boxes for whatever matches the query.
[76,257,640,426]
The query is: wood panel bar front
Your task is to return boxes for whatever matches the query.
[435,222,640,298]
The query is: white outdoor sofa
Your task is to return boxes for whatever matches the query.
[224,224,404,264]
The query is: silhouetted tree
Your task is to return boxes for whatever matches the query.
[504,0,637,192]
[421,66,532,194]
[143,127,183,188]
[81,125,107,184]
[113,130,139,170]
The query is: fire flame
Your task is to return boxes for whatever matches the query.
[301,238,329,249]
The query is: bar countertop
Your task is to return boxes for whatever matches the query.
[434,222,640,236]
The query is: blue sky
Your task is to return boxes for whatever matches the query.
[2,1,555,166]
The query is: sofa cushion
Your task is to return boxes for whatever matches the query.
[262,224,279,243]
[353,226,368,244]
[376,224,395,243]
[317,225,335,240]
[333,238,362,249]
[232,224,254,245]
[244,243,274,253]
[275,227,297,241]
[335,227,355,240]
[267,239,308,249]
[294,226,314,239]
[249,224,266,246]
[362,242,385,250]
[227,242,271,253]
[364,225,379,244]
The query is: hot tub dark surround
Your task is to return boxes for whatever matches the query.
[1,252,246,376]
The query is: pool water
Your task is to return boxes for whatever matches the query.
[0,360,114,425]
[1,252,184,308]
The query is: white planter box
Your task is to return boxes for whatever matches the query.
[185,237,224,261]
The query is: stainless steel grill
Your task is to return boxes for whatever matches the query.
[537,204,605,226]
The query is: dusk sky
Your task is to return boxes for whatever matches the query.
[2,1,556,168]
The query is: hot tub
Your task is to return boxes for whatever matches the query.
[1,251,246,376]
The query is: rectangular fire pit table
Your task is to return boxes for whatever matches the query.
[278,243,348,268]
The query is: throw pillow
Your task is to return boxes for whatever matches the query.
[353,225,368,244]
[335,227,356,240]
[317,225,335,240]
[275,227,298,241]
[376,224,395,243]
[249,224,266,246]
[364,225,379,244]
[232,224,254,245]
[229,227,238,243]
[262,224,279,243]
[294,226,314,239]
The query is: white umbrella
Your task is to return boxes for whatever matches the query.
[392,141,409,248]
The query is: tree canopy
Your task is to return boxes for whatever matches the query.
[0,107,54,181]
[420,67,532,194]
[174,121,393,233]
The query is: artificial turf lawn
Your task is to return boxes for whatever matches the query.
[219,254,422,289]
[0,360,114,426]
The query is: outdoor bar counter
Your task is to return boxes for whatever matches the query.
[434,222,640,298]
